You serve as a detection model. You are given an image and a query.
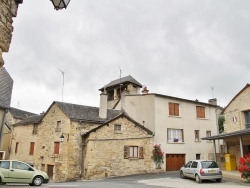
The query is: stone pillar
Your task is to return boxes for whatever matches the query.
[0,0,21,67]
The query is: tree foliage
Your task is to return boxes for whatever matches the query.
[238,153,250,182]
[218,115,225,133]
[152,144,164,168]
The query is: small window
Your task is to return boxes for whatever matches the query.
[33,124,38,134]
[206,130,211,137]
[169,103,179,116]
[114,124,121,132]
[196,106,205,118]
[194,130,200,141]
[196,154,201,160]
[15,142,19,154]
[54,142,60,154]
[29,142,35,155]
[55,121,61,132]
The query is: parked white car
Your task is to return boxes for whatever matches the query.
[0,160,49,186]
[180,160,222,183]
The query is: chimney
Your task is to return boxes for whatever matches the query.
[141,85,149,94]
[208,98,217,105]
[99,90,108,119]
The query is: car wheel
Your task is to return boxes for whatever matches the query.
[216,178,222,182]
[32,176,43,186]
[195,174,202,183]
[180,171,185,179]
[29,183,34,186]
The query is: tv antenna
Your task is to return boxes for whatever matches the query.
[211,86,214,98]
[59,69,65,102]
[118,66,122,99]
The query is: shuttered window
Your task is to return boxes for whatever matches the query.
[54,142,60,154]
[124,145,144,159]
[196,106,205,118]
[169,103,179,116]
[29,142,35,155]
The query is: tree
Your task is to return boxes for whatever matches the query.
[218,115,225,134]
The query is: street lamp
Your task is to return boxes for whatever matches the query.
[51,0,71,10]
[60,134,65,142]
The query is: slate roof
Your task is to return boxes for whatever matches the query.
[54,101,122,123]
[99,75,142,91]
[82,112,154,137]
[9,107,37,120]
[0,67,13,108]
[13,114,43,126]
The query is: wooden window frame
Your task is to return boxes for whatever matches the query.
[124,145,144,159]
[169,102,179,116]
[29,142,35,155]
[54,142,60,154]
[196,106,205,118]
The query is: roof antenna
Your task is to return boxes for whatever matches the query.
[118,66,122,99]
[211,86,214,99]
[59,69,65,102]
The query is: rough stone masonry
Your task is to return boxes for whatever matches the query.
[0,0,21,67]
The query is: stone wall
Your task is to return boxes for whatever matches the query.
[83,116,154,180]
[0,0,20,67]
[224,86,250,133]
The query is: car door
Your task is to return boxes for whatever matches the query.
[0,161,10,182]
[182,161,193,178]
[8,161,34,183]
[189,161,199,179]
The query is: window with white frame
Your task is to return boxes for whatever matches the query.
[194,130,200,141]
[167,128,184,142]
[124,146,144,159]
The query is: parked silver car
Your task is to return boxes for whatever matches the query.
[0,160,49,186]
[180,160,222,183]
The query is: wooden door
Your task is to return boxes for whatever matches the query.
[47,165,54,179]
[166,154,185,171]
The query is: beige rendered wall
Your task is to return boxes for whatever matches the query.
[84,117,154,180]
[123,94,220,169]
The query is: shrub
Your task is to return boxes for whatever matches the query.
[238,153,250,182]
[152,144,164,169]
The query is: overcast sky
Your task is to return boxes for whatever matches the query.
[3,0,250,114]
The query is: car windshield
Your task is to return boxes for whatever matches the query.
[201,161,219,168]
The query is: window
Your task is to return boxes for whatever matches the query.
[167,129,184,142]
[114,124,121,132]
[33,123,38,134]
[124,146,144,159]
[194,130,200,141]
[244,111,250,129]
[55,121,61,132]
[206,130,211,137]
[0,161,10,169]
[15,142,19,154]
[29,142,35,155]
[12,161,32,171]
[54,142,60,154]
[196,154,201,160]
[191,161,198,168]
[169,103,179,116]
[196,106,205,118]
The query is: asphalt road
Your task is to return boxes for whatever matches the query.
[1,171,249,188]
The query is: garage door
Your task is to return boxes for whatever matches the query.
[166,154,185,171]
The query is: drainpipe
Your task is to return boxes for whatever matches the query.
[239,136,243,157]
[0,109,8,150]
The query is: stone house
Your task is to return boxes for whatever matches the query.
[101,75,222,171]
[10,100,154,181]
[202,84,250,167]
